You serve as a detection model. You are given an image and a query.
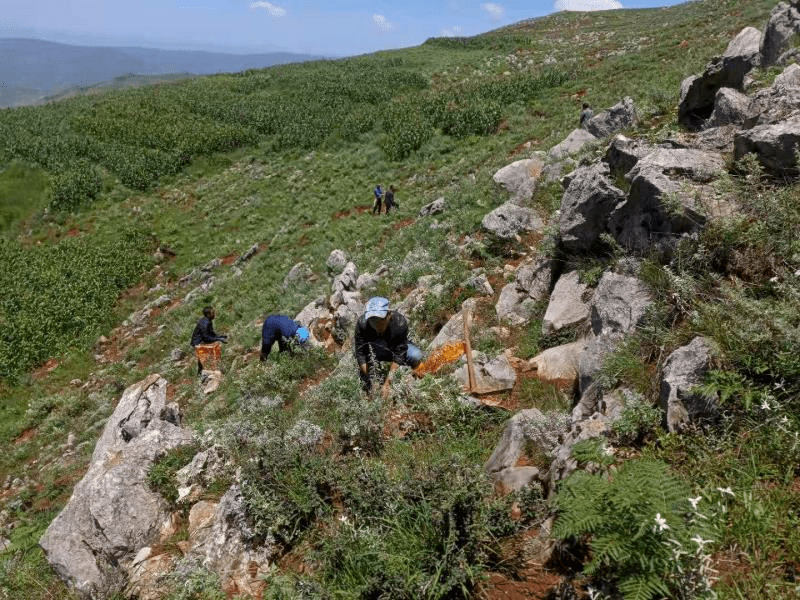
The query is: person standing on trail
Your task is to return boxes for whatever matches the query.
[384,185,397,214]
[579,102,593,129]
[190,306,228,374]
[354,296,423,398]
[372,184,383,215]
[260,314,310,361]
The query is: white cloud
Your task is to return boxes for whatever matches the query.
[481,3,504,19]
[249,1,286,17]
[373,14,395,31]
[554,0,623,10]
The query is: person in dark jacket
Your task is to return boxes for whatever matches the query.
[580,103,593,129]
[190,306,228,373]
[260,314,310,361]
[354,296,422,398]
[384,185,397,213]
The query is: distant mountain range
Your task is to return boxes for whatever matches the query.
[0,38,325,108]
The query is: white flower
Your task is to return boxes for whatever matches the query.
[338,514,349,523]
[690,535,712,548]
[688,496,702,510]
[602,445,615,457]
[716,486,735,497]
[760,398,772,410]
[654,513,670,532]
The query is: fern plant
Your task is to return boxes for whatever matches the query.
[553,458,712,600]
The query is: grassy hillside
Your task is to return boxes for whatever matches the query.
[2,0,798,598]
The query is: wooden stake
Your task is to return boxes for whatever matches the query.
[463,307,477,393]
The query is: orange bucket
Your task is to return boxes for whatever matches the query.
[194,342,222,371]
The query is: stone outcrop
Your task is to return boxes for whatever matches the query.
[548,128,597,160]
[495,258,554,326]
[584,97,639,139]
[419,196,446,217]
[453,351,517,393]
[541,271,591,335]
[492,155,545,203]
[679,26,762,129]
[660,337,719,433]
[40,375,196,599]
[761,0,800,66]
[558,162,626,252]
[481,202,545,240]
[734,116,800,176]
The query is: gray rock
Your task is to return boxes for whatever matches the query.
[492,156,545,203]
[491,467,540,494]
[484,408,565,474]
[706,87,752,127]
[542,271,591,335]
[605,134,652,176]
[679,27,762,129]
[547,414,613,493]
[236,243,260,265]
[356,265,389,292]
[326,249,348,274]
[558,162,626,252]
[495,283,538,326]
[590,272,653,337]
[295,296,331,329]
[745,64,800,127]
[609,149,724,252]
[429,298,478,351]
[734,116,800,176]
[463,271,494,297]
[453,352,517,394]
[761,1,800,66]
[529,340,587,393]
[331,262,359,293]
[516,257,555,300]
[481,202,545,240]
[419,197,446,217]
[40,375,195,599]
[548,128,598,160]
[170,348,186,362]
[660,337,719,433]
[187,485,276,596]
[282,262,313,290]
[584,97,639,139]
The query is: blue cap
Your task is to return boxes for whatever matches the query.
[364,297,389,320]
[296,327,310,343]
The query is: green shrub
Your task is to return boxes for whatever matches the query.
[48,160,102,211]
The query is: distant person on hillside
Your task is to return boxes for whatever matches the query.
[354,296,423,398]
[372,184,383,215]
[384,185,397,213]
[580,103,593,129]
[260,314,310,361]
[190,306,228,374]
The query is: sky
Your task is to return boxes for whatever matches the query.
[2,0,688,57]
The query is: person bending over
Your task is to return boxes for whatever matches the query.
[260,314,310,361]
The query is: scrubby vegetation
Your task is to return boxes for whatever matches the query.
[2,1,799,599]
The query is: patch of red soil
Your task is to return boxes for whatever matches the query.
[221,252,239,266]
[392,217,415,230]
[14,428,37,445]
[384,410,433,438]
[65,228,82,237]
[711,547,752,589]
[479,570,563,600]
[31,358,60,380]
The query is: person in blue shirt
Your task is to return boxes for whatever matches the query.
[260,314,310,361]
[372,184,383,215]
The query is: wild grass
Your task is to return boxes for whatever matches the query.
[0,1,791,599]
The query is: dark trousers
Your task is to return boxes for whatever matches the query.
[260,337,290,361]
[372,198,382,214]
[358,341,414,391]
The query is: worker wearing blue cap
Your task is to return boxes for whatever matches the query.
[260,314,310,361]
[354,296,423,397]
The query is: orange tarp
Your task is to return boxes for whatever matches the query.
[413,341,466,376]
[195,342,222,371]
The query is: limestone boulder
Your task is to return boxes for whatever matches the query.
[331,261,358,293]
[484,409,567,474]
[761,1,800,66]
[529,340,587,392]
[558,162,626,253]
[590,272,653,337]
[495,282,538,326]
[39,375,196,599]
[481,202,545,240]
[660,337,719,433]
[541,271,591,335]
[679,27,762,129]
[548,128,598,160]
[604,134,652,176]
[453,352,517,394]
[584,97,638,139]
[492,156,545,203]
[419,197,446,217]
[326,249,348,274]
[734,116,800,176]
[706,87,752,128]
